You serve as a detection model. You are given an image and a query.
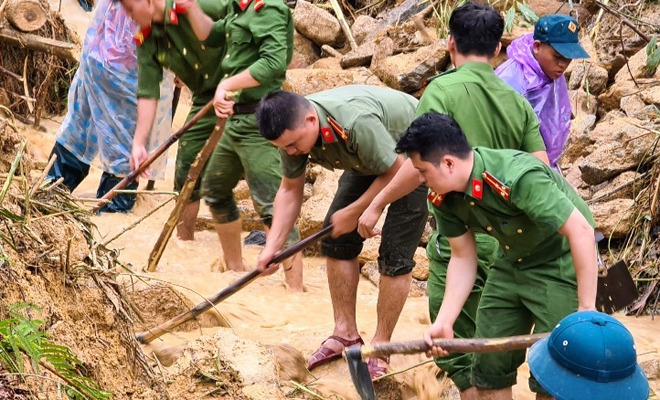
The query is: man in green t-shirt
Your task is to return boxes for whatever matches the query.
[117,0,303,290]
[397,111,597,400]
[357,2,548,397]
[254,85,427,379]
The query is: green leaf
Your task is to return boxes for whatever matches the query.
[516,1,538,24]
[646,34,657,56]
[505,7,516,34]
[645,45,660,75]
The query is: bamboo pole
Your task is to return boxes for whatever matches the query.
[328,0,358,51]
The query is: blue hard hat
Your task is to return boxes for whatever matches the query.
[529,311,649,400]
[533,14,590,59]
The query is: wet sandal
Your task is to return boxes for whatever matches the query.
[307,335,364,370]
[367,355,390,380]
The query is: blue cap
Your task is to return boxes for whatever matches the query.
[533,14,589,59]
[529,311,649,400]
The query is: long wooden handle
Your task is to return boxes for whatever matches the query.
[146,117,227,272]
[359,333,549,359]
[90,100,215,213]
[136,225,333,344]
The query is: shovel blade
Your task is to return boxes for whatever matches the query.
[345,347,376,400]
[596,260,639,314]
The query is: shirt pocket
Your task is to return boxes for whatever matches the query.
[228,26,252,45]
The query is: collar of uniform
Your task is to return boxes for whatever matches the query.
[311,102,337,145]
[456,61,495,75]
[464,149,485,200]
[235,0,255,11]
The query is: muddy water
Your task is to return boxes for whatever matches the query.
[20,6,659,397]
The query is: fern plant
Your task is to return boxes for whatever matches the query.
[0,303,112,399]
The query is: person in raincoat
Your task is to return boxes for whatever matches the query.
[47,0,174,212]
[496,14,589,170]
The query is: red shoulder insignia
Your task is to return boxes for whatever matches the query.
[472,178,483,200]
[482,171,510,201]
[238,0,254,11]
[427,191,444,207]
[254,0,264,11]
[321,127,335,143]
[327,116,349,142]
[133,26,152,46]
[169,9,179,24]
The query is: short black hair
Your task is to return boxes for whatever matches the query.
[395,112,472,163]
[256,90,312,141]
[449,1,504,57]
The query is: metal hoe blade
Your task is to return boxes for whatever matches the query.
[345,346,376,400]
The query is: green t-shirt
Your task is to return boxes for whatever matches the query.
[137,0,227,101]
[204,0,293,104]
[280,85,419,179]
[434,147,594,268]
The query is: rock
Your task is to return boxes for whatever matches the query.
[578,115,657,185]
[238,199,263,231]
[234,179,250,201]
[412,247,429,281]
[598,47,660,112]
[560,90,598,164]
[310,57,343,70]
[291,30,320,68]
[591,171,643,202]
[638,351,659,380]
[620,94,647,119]
[567,61,609,95]
[371,42,449,93]
[590,199,635,239]
[349,66,386,87]
[409,279,427,297]
[639,85,660,106]
[501,25,533,48]
[298,169,342,253]
[361,260,380,287]
[293,0,344,47]
[419,219,433,247]
[351,15,378,45]
[563,161,593,201]
[358,237,380,266]
[364,0,429,43]
[341,42,376,68]
[283,68,355,95]
[321,44,343,58]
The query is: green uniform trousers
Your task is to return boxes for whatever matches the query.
[471,250,578,395]
[427,231,499,391]
[174,101,216,201]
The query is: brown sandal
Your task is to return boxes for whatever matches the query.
[307,335,364,370]
[367,355,390,380]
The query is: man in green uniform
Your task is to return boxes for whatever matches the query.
[118,0,303,290]
[254,85,428,378]
[356,3,548,396]
[396,112,598,400]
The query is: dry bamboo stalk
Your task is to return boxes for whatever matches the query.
[103,196,175,246]
[328,0,358,51]
[29,153,56,196]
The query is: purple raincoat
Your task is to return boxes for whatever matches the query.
[495,33,571,168]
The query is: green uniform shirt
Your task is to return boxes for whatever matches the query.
[434,147,594,269]
[204,0,293,104]
[137,0,227,101]
[417,62,545,152]
[280,85,419,179]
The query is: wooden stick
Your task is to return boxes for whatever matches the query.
[594,0,651,43]
[90,100,215,213]
[136,225,333,344]
[0,28,80,62]
[103,196,175,246]
[357,333,549,359]
[112,189,178,196]
[0,64,23,81]
[29,153,56,196]
[146,118,225,272]
[328,0,358,51]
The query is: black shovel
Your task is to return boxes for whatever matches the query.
[345,333,548,400]
[594,232,639,314]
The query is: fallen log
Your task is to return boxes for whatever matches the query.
[0,27,79,62]
[5,0,48,32]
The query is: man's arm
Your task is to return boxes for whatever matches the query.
[256,175,305,272]
[357,157,423,238]
[130,98,159,178]
[557,208,598,311]
[424,231,478,357]
[531,150,550,166]
[331,154,404,237]
[177,0,215,41]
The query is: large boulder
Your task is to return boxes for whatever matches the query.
[283,68,355,95]
[590,199,636,239]
[351,15,378,45]
[591,171,643,202]
[561,90,598,164]
[578,114,657,185]
[298,168,342,242]
[291,30,320,68]
[371,42,449,92]
[568,61,609,95]
[293,0,344,47]
[310,57,343,70]
[412,247,429,281]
